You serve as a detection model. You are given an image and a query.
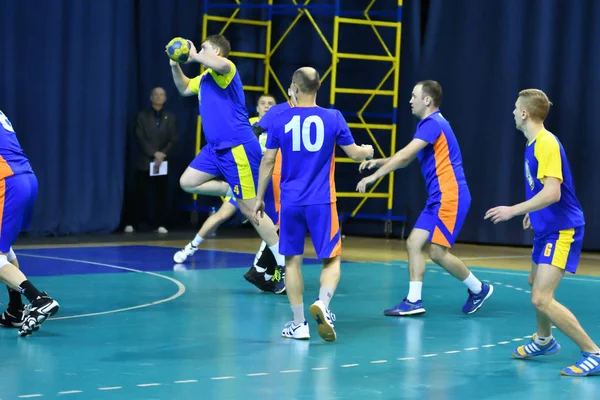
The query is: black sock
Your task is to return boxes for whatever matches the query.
[18,280,42,303]
[7,286,23,310]
[258,247,277,275]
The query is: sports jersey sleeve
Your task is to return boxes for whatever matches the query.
[414,119,441,144]
[209,59,237,89]
[187,75,201,94]
[535,135,563,183]
[265,119,280,150]
[335,111,355,146]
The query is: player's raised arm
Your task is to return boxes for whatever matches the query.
[169,61,196,97]
[188,41,231,75]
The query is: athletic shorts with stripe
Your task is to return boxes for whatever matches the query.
[532,226,584,274]
[414,185,471,248]
[189,140,262,200]
[279,202,341,259]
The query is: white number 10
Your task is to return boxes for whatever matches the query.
[285,115,324,152]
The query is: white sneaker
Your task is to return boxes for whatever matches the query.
[309,300,336,342]
[157,226,168,234]
[124,225,134,233]
[282,321,310,340]
[173,242,198,263]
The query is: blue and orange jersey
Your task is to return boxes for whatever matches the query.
[188,60,256,150]
[524,128,584,235]
[265,106,354,206]
[254,101,294,176]
[0,110,33,179]
[414,111,468,202]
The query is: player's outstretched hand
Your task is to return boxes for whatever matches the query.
[356,175,376,194]
[522,213,531,230]
[252,199,265,225]
[361,144,374,160]
[484,206,515,224]
[359,159,379,172]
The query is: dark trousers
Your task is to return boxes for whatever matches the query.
[132,170,168,229]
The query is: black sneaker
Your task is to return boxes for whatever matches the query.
[0,308,24,328]
[18,293,59,337]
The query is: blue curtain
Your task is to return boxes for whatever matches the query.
[1,0,135,235]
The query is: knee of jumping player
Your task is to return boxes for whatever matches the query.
[179,175,195,193]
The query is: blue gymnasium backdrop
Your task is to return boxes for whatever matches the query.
[1,0,599,249]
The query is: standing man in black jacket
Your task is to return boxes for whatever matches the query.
[125,87,178,234]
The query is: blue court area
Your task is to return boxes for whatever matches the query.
[1,245,599,399]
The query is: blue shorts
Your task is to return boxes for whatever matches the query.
[279,202,341,259]
[414,185,471,248]
[0,173,38,253]
[189,141,261,200]
[223,180,278,224]
[532,227,584,274]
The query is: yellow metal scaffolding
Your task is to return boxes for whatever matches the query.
[196,1,404,233]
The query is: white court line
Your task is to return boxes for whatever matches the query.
[17,254,186,321]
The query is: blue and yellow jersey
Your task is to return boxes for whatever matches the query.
[413,111,468,203]
[188,60,256,150]
[524,129,584,235]
[0,110,33,179]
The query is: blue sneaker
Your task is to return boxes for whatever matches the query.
[462,283,494,314]
[383,298,425,316]
[512,334,561,358]
[561,352,600,376]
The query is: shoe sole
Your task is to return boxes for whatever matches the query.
[282,333,310,340]
[18,300,60,337]
[384,308,426,316]
[512,342,561,359]
[465,285,494,315]
[309,303,336,342]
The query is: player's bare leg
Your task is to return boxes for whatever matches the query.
[179,168,230,196]
[532,264,599,353]
[428,242,493,314]
[173,202,237,263]
[281,255,309,339]
[0,254,59,336]
[309,255,340,342]
[1,249,25,327]
[527,263,552,338]
[383,228,429,316]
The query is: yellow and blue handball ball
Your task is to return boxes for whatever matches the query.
[165,37,191,63]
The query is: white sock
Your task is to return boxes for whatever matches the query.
[291,303,305,325]
[534,334,552,345]
[226,186,234,197]
[269,242,285,266]
[318,287,334,308]
[191,235,203,247]
[406,281,422,303]
[462,273,482,294]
